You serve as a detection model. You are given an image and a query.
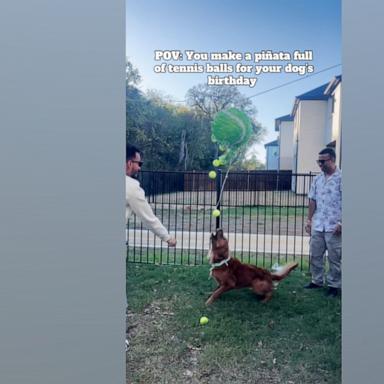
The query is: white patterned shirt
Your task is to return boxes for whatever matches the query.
[308,168,342,232]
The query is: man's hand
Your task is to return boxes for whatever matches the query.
[333,223,342,235]
[305,219,312,235]
[167,237,177,247]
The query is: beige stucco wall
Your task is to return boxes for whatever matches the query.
[297,100,328,174]
[324,83,342,167]
[278,120,294,170]
[293,106,301,173]
[332,83,342,168]
[292,100,328,193]
[325,97,333,144]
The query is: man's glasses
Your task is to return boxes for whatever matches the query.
[317,158,330,165]
[131,160,143,167]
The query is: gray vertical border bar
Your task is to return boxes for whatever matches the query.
[0,1,126,383]
[343,0,384,383]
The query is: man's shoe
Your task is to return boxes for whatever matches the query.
[304,282,322,289]
[326,287,339,297]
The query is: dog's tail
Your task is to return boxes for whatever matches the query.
[271,262,298,281]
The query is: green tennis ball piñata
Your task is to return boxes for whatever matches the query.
[221,147,238,165]
[218,155,227,165]
[212,108,253,147]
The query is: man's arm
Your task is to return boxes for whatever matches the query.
[333,174,342,235]
[127,183,176,246]
[333,222,342,235]
[305,199,316,234]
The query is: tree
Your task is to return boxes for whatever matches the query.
[139,94,215,171]
[239,153,265,170]
[185,84,265,164]
[173,109,215,171]
[126,59,141,87]
[186,84,256,120]
[126,73,215,170]
[126,62,265,171]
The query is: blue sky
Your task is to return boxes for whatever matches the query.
[126,0,341,162]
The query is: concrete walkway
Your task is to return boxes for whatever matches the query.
[127,229,310,256]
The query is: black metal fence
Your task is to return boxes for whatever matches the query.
[127,170,316,270]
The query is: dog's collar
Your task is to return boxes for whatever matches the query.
[209,257,231,276]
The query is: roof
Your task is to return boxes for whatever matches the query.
[296,83,330,101]
[324,75,342,95]
[264,139,279,148]
[291,82,330,116]
[275,114,293,131]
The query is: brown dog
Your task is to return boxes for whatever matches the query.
[206,229,298,305]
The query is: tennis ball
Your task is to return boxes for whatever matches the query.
[218,155,226,165]
[208,170,217,179]
[212,209,220,218]
[212,159,221,167]
[200,316,209,325]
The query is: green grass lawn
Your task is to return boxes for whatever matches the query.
[127,248,310,271]
[126,262,341,384]
[223,205,308,218]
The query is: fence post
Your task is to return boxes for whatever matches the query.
[216,169,222,229]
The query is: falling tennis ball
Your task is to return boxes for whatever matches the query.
[212,159,221,167]
[212,209,221,218]
[200,316,209,325]
[208,170,217,179]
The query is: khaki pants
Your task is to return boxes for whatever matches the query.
[310,230,342,288]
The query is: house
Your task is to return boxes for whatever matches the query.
[289,75,342,193]
[264,139,279,170]
[324,75,342,168]
[275,114,294,170]
[292,82,330,175]
[291,75,342,174]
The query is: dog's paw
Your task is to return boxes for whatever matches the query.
[205,298,213,306]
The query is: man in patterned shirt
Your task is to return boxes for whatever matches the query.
[304,147,342,297]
